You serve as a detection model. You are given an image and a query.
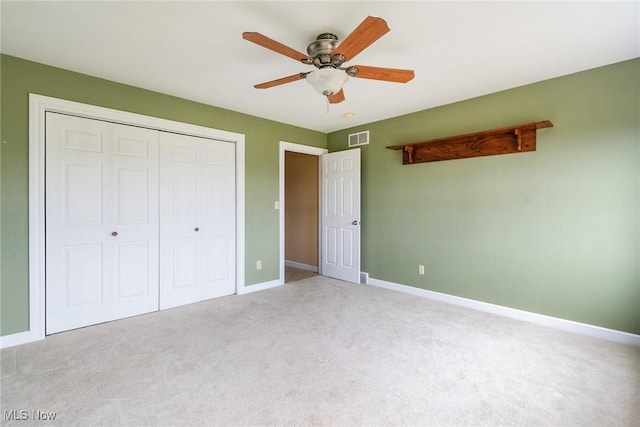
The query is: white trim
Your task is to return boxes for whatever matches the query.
[27,94,246,344]
[236,279,282,295]
[278,142,327,284]
[285,260,318,273]
[0,331,32,349]
[365,275,640,347]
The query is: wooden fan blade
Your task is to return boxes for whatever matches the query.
[332,16,390,62]
[242,32,312,63]
[328,89,345,104]
[254,73,308,89]
[348,65,415,83]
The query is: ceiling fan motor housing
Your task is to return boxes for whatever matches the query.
[307,33,345,68]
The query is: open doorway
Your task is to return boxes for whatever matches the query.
[285,151,319,283]
[279,142,327,283]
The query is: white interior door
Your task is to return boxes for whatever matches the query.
[321,148,361,283]
[159,132,236,309]
[45,113,159,334]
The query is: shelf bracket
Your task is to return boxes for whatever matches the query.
[404,145,414,164]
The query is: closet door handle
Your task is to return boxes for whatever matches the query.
[194,227,200,232]
[111,231,118,237]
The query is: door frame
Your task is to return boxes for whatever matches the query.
[278,141,327,283]
[28,94,245,342]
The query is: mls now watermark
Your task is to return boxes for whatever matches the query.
[4,409,57,421]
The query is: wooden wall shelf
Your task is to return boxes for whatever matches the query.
[387,120,553,165]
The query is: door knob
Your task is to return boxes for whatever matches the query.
[194,227,200,232]
[111,231,118,237]
[352,220,359,226]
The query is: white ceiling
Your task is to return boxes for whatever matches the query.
[2,1,639,133]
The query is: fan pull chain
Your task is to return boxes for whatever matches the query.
[326,96,330,114]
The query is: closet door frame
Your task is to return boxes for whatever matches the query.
[28,94,246,342]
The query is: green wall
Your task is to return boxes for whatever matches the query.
[328,58,640,335]
[0,54,326,336]
[2,54,639,338]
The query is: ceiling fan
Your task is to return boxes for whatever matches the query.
[242,16,415,104]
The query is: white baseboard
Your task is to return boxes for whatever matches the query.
[237,279,283,295]
[285,260,318,273]
[365,275,640,347]
[0,330,33,349]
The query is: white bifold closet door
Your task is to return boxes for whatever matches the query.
[45,113,160,334]
[159,132,236,309]
[46,112,236,334]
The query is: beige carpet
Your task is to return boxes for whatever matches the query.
[1,276,639,426]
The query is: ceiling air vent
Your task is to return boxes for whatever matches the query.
[348,130,369,147]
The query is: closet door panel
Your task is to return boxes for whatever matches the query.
[172,238,199,288]
[159,134,201,308]
[46,114,111,333]
[65,163,104,224]
[108,122,159,316]
[46,113,159,334]
[160,132,236,308]
[199,140,235,300]
[65,244,104,306]
[115,241,151,298]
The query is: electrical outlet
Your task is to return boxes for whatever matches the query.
[418,264,425,275]
[256,260,262,270]
[274,201,280,210]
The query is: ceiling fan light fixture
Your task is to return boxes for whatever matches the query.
[306,68,349,96]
